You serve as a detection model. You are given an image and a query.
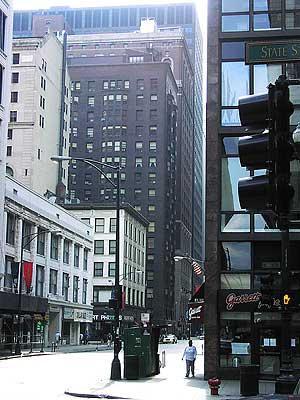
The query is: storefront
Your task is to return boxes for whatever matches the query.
[218,289,300,379]
[0,291,48,355]
[63,307,93,344]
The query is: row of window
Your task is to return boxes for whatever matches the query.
[72,125,158,136]
[73,78,159,91]
[73,171,157,186]
[6,214,89,269]
[73,93,159,106]
[73,109,159,123]
[14,5,193,32]
[71,188,158,203]
[93,285,144,308]
[48,268,88,304]
[222,0,300,31]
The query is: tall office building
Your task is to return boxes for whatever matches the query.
[206,0,300,380]
[0,0,13,278]
[12,2,205,262]
[6,33,70,198]
[67,43,178,324]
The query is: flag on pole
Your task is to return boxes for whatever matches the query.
[192,260,203,276]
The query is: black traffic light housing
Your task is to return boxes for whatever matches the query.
[238,75,295,219]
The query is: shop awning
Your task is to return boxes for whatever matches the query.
[0,291,48,314]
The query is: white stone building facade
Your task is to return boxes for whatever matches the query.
[1,177,93,351]
[0,0,13,292]
[68,205,147,338]
[7,33,70,197]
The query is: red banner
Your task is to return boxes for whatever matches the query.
[23,262,33,293]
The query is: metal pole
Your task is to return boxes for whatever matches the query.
[15,232,24,355]
[111,166,121,380]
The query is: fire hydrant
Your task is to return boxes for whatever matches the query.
[208,377,221,395]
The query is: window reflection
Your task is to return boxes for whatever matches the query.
[222,42,245,60]
[254,214,279,232]
[254,13,281,30]
[254,0,281,11]
[221,214,250,232]
[221,274,251,289]
[286,12,300,29]
[222,15,249,32]
[222,109,241,126]
[254,64,281,93]
[286,0,300,9]
[222,137,239,156]
[222,0,249,12]
[221,242,251,271]
[286,63,300,105]
[253,241,281,270]
[222,62,249,106]
[221,158,249,211]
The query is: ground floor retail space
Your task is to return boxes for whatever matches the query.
[91,307,143,342]
[217,289,300,379]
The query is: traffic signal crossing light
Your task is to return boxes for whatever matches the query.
[238,75,295,218]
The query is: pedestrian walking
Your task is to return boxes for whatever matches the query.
[182,339,197,378]
[107,332,112,348]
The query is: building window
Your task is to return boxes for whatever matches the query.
[136,94,144,105]
[124,80,130,89]
[63,239,70,264]
[148,189,156,197]
[37,228,46,256]
[149,141,157,151]
[74,244,80,268]
[6,146,12,156]
[49,269,58,295]
[10,111,17,122]
[148,222,155,233]
[110,218,116,232]
[50,234,59,260]
[137,79,144,90]
[150,109,157,120]
[109,240,116,254]
[7,129,12,140]
[149,157,157,167]
[73,276,79,302]
[150,94,158,101]
[82,279,88,304]
[11,92,18,103]
[149,125,157,134]
[87,112,94,122]
[74,81,81,90]
[22,221,32,251]
[6,213,15,245]
[12,53,20,64]
[150,78,158,90]
[148,172,156,184]
[87,127,94,137]
[109,262,116,277]
[129,56,144,63]
[135,157,143,167]
[62,272,69,301]
[11,72,19,83]
[221,242,251,271]
[94,240,104,254]
[95,218,104,233]
[88,80,95,91]
[35,265,44,297]
[88,96,95,106]
[83,249,88,271]
[94,262,103,277]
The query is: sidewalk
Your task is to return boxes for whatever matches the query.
[0,342,112,360]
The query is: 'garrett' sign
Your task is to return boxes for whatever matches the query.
[225,292,262,311]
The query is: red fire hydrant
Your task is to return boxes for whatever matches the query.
[208,377,221,395]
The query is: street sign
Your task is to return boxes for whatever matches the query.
[141,312,150,323]
[246,41,300,64]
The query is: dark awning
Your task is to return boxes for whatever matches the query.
[0,291,48,314]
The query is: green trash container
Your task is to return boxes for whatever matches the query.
[124,355,140,380]
[240,365,259,396]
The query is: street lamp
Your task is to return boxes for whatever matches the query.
[51,155,122,380]
[15,229,61,355]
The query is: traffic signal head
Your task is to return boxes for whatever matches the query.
[237,77,295,217]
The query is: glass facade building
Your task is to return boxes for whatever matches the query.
[206,0,300,380]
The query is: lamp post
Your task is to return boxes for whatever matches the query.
[15,229,60,355]
[51,155,122,380]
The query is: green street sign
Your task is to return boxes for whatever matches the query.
[246,41,300,64]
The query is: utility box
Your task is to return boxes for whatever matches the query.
[123,326,160,380]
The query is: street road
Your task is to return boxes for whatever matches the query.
[0,339,206,400]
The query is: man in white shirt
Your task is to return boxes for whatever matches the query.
[182,340,197,378]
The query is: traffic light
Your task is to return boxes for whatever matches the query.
[238,75,295,218]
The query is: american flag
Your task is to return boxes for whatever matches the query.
[192,260,203,276]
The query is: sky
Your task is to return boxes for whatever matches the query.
[12,0,207,30]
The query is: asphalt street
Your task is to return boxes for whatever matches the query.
[0,339,211,400]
